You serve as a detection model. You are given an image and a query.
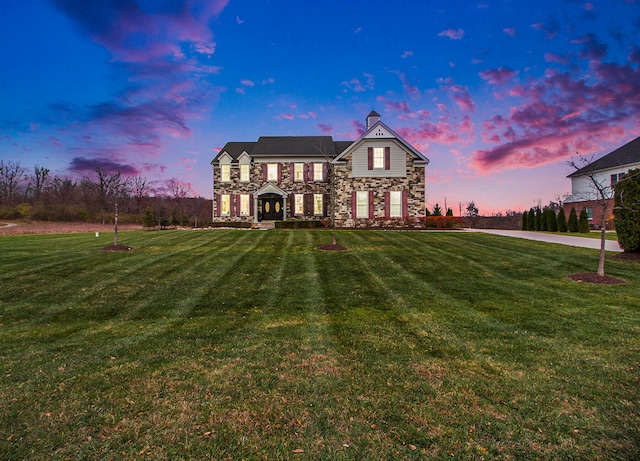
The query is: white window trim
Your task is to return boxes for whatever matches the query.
[240,194,250,216]
[294,163,304,182]
[389,191,402,218]
[356,191,368,219]
[267,163,278,181]
[313,163,323,181]
[314,194,323,215]
[373,147,384,169]
[240,164,250,182]
[220,194,230,216]
[295,194,304,215]
[221,164,230,182]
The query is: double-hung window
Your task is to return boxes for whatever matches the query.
[221,165,230,182]
[313,163,323,181]
[295,194,304,215]
[314,194,323,215]
[373,147,384,169]
[220,194,230,216]
[356,191,369,218]
[267,163,278,181]
[240,164,250,182]
[240,194,250,216]
[294,163,304,182]
[389,191,402,218]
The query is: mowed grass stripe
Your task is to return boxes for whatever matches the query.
[1,229,639,460]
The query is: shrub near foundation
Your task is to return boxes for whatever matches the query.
[614,168,640,252]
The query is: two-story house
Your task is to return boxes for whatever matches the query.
[563,136,640,227]
[211,111,429,227]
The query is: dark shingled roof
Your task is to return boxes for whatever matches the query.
[214,136,354,162]
[334,141,353,155]
[251,136,338,157]
[216,142,256,161]
[568,136,640,177]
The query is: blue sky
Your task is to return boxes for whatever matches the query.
[2,0,640,214]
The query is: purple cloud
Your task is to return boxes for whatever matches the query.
[46,0,229,178]
[69,157,139,175]
[479,67,518,84]
[531,18,560,39]
[472,55,640,171]
[318,123,332,133]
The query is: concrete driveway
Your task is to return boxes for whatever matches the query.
[466,229,622,252]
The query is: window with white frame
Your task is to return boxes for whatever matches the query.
[267,163,278,181]
[295,194,304,215]
[221,164,230,182]
[356,191,369,218]
[611,173,625,188]
[314,194,323,215]
[313,163,323,181]
[389,191,402,218]
[585,207,593,220]
[294,163,304,182]
[240,194,250,216]
[373,147,384,169]
[240,164,250,182]
[220,194,230,216]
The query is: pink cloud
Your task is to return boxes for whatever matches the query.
[503,27,516,37]
[471,57,640,172]
[438,28,465,40]
[401,50,414,59]
[479,67,518,84]
[282,113,294,121]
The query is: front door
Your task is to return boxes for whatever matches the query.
[258,195,283,221]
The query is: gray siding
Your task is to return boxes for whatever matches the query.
[351,141,407,178]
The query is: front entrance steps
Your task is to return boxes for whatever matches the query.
[252,221,276,230]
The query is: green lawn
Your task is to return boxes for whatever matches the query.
[1,230,638,460]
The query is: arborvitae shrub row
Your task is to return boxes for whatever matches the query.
[613,168,640,252]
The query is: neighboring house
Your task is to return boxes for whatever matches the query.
[211,111,429,227]
[564,136,640,227]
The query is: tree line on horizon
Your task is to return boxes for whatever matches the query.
[0,160,212,227]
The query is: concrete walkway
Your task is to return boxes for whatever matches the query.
[466,229,622,252]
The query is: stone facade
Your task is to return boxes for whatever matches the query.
[211,112,429,227]
[332,153,425,227]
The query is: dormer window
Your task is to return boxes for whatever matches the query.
[240,164,250,182]
[221,164,230,182]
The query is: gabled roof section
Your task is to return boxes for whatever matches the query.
[251,136,337,158]
[212,142,256,163]
[568,136,640,177]
[255,182,288,197]
[333,120,429,164]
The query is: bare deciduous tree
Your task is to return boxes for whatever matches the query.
[27,165,51,203]
[0,160,27,206]
[568,154,611,277]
